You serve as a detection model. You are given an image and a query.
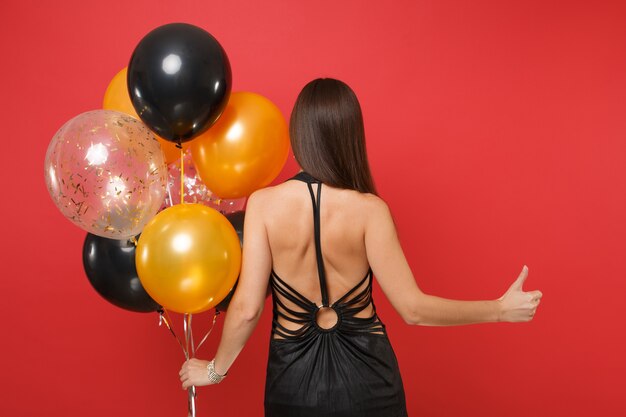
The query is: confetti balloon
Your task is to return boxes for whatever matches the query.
[44,110,167,239]
[163,150,246,214]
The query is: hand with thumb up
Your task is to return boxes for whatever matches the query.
[496,265,542,322]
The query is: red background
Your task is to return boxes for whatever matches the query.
[1,0,625,416]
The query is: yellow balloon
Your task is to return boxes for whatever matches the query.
[135,204,242,314]
[103,67,189,164]
[190,91,290,199]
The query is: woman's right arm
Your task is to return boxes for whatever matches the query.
[364,197,542,326]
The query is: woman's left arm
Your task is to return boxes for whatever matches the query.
[180,190,272,389]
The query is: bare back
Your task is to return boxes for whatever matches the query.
[262,171,408,415]
[263,171,382,336]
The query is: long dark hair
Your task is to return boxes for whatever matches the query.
[289,78,378,195]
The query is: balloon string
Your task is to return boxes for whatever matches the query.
[183,313,190,359]
[183,313,197,416]
[158,310,222,416]
[180,145,184,205]
[189,314,196,358]
[158,308,187,357]
[184,313,195,359]
[159,309,204,416]
[195,311,220,353]
[188,387,196,417]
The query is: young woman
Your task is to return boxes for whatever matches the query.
[179,78,543,416]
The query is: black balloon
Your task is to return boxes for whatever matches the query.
[83,233,160,313]
[127,23,232,143]
[215,211,245,312]
[227,210,245,245]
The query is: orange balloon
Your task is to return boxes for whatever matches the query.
[190,92,290,199]
[135,204,242,314]
[103,67,189,164]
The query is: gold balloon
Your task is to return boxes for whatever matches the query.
[135,204,242,314]
[103,67,189,164]
[190,91,290,199]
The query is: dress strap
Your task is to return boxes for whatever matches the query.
[306,180,329,307]
[286,170,329,307]
[286,170,320,184]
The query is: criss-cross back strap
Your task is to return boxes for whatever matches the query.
[269,171,387,340]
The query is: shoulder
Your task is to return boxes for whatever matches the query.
[331,188,394,227]
[244,183,283,217]
[247,186,270,204]
[362,192,387,207]
[245,186,273,213]
[247,179,298,207]
[248,182,288,205]
[362,194,399,242]
[246,181,390,218]
[361,192,391,218]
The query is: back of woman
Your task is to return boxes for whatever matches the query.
[263,171,408,417]
[264,177,375,312]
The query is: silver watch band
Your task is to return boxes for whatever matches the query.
[207,359,227,384]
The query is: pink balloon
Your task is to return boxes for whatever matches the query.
[164,150,246,214]
[44,110,167,239]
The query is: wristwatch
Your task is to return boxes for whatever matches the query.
[207,359,227,384]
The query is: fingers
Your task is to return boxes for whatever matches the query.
[180,371,196,390]
[179,358,198,376]
[516,265,528,287]
[522,290,542,315]
[179,359,202,389]
[529,290,543,303]
[178,358,200,390]
[180,359,189,373]
[520,265,528,276]
[528,295,540,319]
[516,288,540,321]
[179,360,190,380]
[508,265,528,293]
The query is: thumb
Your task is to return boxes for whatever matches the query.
[510,265,528,291]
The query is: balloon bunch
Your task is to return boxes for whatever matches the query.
[44,23,289,415]
[162,150,246,213]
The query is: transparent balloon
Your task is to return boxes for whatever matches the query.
[44,110,167,239]
[163,150,246,214]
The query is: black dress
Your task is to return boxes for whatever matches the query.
[264,171,408,417]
